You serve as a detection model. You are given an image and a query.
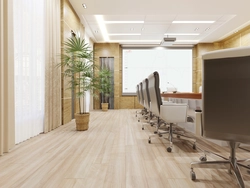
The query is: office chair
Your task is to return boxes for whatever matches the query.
[147,71,196,152]
[136,82,146,121]
[190,46,250,188]
[141,78,156,130]
[135,84,141,116]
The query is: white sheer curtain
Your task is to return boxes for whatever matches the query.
[44,0,61,132]
[14,0,45,143]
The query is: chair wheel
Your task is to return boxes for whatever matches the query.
[190,171,196,180]
[193,144,196,150]
[199,156,207,162]
[138,120,140,122]
[167,147,172,152]
[154,131,157,134]
[136,115,137,117]
[148,139,151,144]
[159,134,162,137]
[142,127,144,130]
[177,135,181,138]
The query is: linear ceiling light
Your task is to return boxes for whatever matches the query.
[172,21,215,24]
[109,40,161,43]
[164,33,200,36]
[176,40,200,43]
[104,21,144,24]
[95,15,109,41]
[108,33,141,36]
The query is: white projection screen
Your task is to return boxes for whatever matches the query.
[122,48,192,95]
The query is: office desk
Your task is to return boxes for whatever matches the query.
[161,92,202,99]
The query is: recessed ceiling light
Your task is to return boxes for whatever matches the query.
[130,28,134,31]
[141,27,144,31]
[194,28,199,31]
[82,3,87,9]
[172,21,215,24]
[104,21,144,24]
[108,33,141,36]
[164,33,199,36]
[205,27,210,31]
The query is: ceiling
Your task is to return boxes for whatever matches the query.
[69,0,250,47]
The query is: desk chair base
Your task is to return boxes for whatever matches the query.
[136,108,149,123]
[190,141,250,188]
[148,123,196,152]
[141,113,157,130]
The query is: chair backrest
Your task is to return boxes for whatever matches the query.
[202,46,250,144]
[160,104,188,123]
[136,84,140,104]
[148,71,162,116]
[139,82,144,106]
[142,78,150,110]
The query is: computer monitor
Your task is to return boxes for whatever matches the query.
[202,46,250,144]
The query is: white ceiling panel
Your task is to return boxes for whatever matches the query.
[106,23,144,33]
[70,0,250,46]
[141,24,170,34]
[174,15,223,21]
[145,15,176,22]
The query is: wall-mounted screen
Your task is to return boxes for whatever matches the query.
[122,48,193,95]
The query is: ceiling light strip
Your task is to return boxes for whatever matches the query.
[164,33,200,36]
[104,21,144,24]
[95,15,109,41]
[108,40,161,43]
[172,21,215,23]
[108,33,141,36]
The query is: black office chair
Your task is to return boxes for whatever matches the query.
[190,46,250,188]
[148,71,196,152]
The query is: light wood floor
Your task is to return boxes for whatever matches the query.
[0,109,250,188]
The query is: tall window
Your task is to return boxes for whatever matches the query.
[14,0,45,143]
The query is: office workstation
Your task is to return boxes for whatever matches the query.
[1,0,250,187]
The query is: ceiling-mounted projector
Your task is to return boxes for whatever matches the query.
[160,37,176,46]
[163,37,176,42]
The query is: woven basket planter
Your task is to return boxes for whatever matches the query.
[75,113,90,131]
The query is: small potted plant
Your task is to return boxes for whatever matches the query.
[98,68,113,111]
[59,36,99,130]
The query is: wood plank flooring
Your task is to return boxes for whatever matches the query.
[0,109,249,188]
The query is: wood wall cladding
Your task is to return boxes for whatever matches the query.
[60,0,85,124]
[93,43,142,109]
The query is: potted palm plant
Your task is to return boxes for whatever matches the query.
[98,68,113,111]
[60,37,99,130]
